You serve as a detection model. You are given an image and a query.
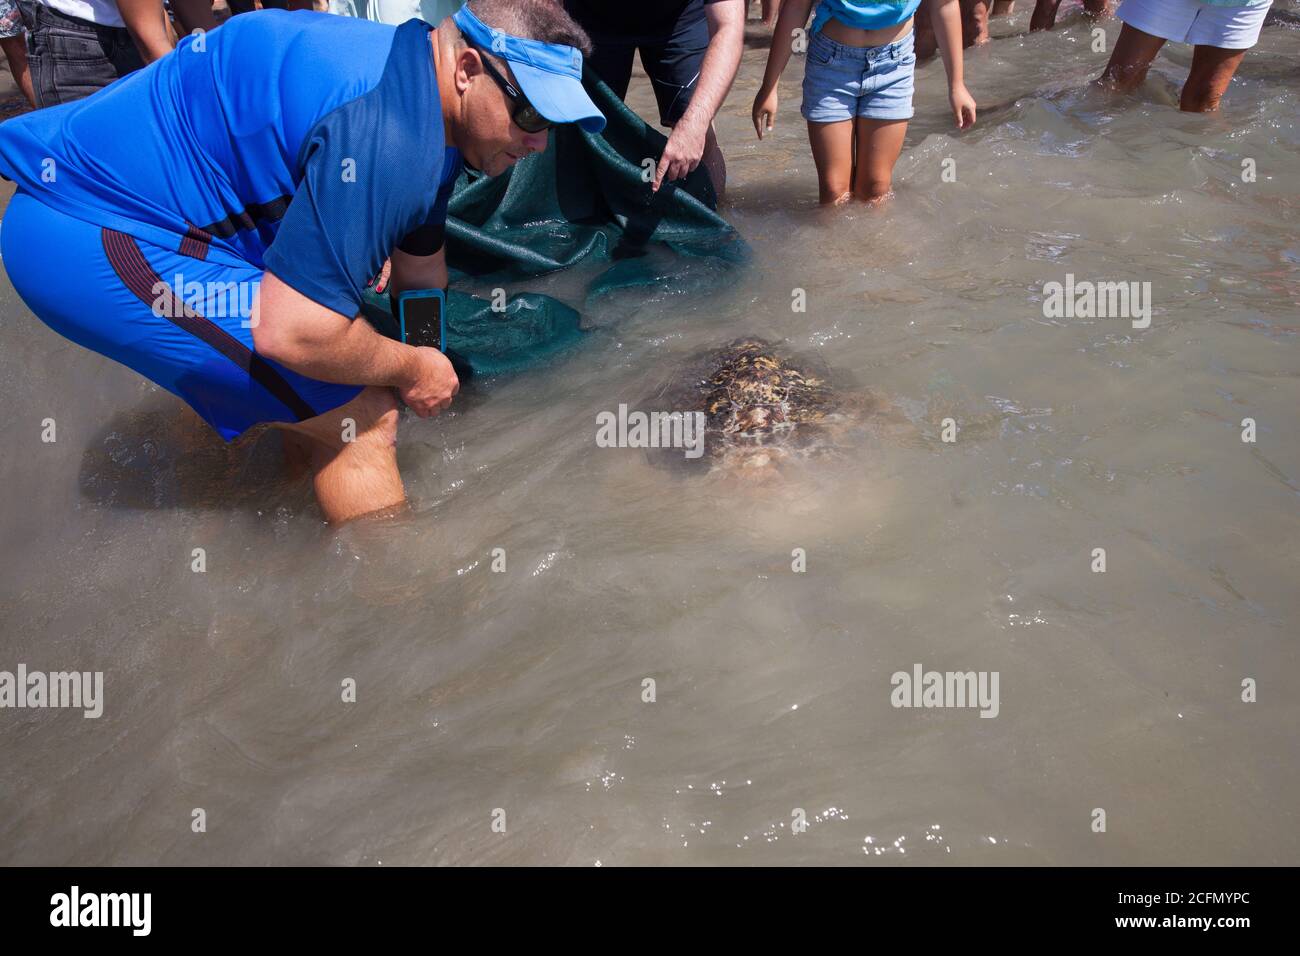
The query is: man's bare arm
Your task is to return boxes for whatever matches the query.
[680,0,746,136]
[652,0,745,189]
[252,270,419,388]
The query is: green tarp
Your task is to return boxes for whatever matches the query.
[361,69,749,377]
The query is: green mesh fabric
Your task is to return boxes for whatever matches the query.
[362,68,749,377]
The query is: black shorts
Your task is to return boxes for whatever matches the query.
[578,4,711,127]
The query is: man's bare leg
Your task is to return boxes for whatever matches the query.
[1180,44,1247,112]
[275,385,404,523]
[1098,24,1166,92]
[701,123,727,204]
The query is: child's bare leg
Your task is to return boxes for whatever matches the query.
[1179,44,1246,112]
[991,0,1014,14]
[851,117,908,203]
[962,0,992,46]
[273,385,404,523]
[807,119,856,205]
[1029,0,1061,30]
[1098,24,1166,93]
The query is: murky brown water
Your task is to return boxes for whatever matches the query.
[1,9,1297,864]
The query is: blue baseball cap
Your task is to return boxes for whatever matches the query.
[452,5,606,134]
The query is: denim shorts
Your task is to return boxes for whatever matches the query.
[18,0,145,109]
[801,29,917,123]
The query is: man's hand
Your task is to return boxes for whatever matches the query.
[398,346,459,418]
[653,113,710,192]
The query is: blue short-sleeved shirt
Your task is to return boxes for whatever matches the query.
[0,11,458,318]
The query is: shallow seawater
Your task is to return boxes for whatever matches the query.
[1,9,1298,865]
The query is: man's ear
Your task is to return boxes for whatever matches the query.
[455,46,483,95]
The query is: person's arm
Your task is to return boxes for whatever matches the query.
[251,270,457,417]
[652,0,745,190]
[930,0,976,129]
[0,36,35,109]
[752,0,814,138]
[116,0,175,63]
[386,245,447,299]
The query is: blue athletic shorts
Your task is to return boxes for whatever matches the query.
[1,191,364,442]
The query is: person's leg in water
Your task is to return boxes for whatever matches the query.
[698,122,727,203]
[807,120,856,205]
[851,117,908,203]
[1031,0,1111,31]
[1097,23,1165,92]
[962,0,992,46]
[274,385,405,524]
[1179,43,1246,112]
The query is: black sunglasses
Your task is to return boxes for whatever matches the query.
[468,43,551,134]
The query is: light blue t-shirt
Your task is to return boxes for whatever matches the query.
[811,0,924,33]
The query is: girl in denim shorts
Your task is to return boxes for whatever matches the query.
[753,0,976,204]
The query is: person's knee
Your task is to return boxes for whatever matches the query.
[1179,86,1223,112]
[1100,59,1147,92]
[818,181,853,205]
[854,178,894,202]
[351,387,400,448]
[286,385,399,452]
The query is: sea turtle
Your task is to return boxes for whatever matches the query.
[642,337,908,483]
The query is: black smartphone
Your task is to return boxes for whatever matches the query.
[397,289,446,351]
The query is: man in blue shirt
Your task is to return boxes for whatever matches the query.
[0,2,604,522]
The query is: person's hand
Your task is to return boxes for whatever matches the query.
[752,85,778,139]
[950,82,977,129]
[398,346,459,418]
[370,258,393,294]
[653,113,709,192]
